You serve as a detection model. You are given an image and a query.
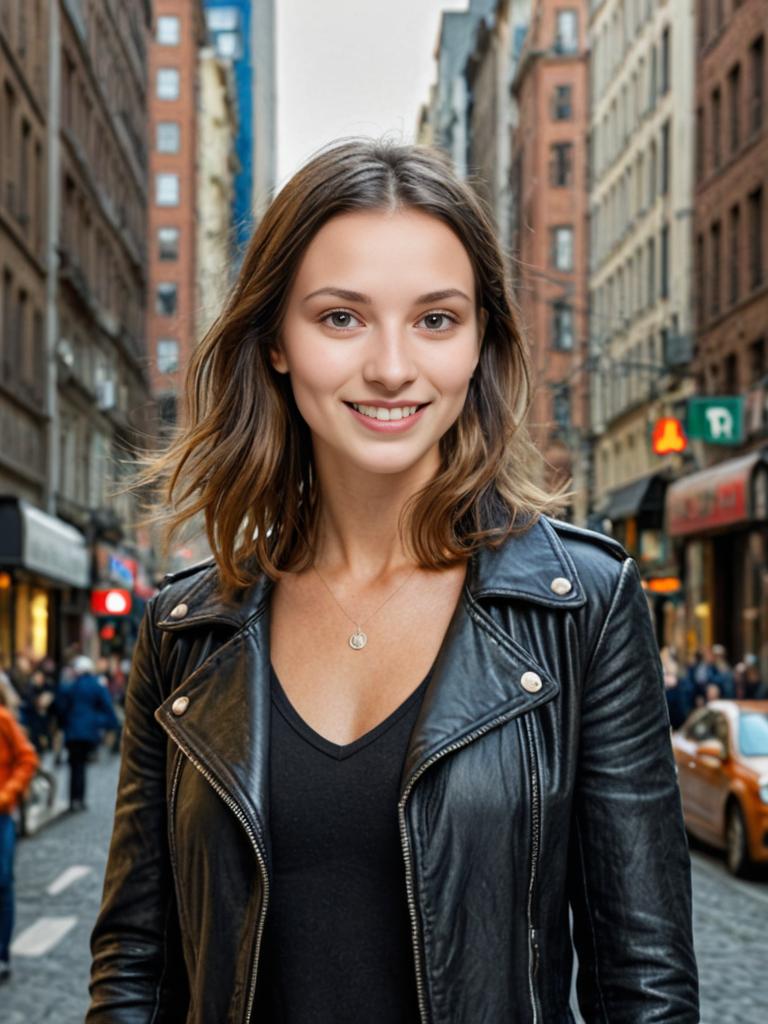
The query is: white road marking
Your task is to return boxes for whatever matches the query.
[10,916,78,957]
[46,864,92,896]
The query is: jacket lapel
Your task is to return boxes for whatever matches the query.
[152,516,584,825]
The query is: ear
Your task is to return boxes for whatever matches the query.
[269,342,289,374]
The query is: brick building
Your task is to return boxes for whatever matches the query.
[510,0,590,520]
[668,0,768,668]
[148,0,207,434]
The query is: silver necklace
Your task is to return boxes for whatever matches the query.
[312,561,420,650]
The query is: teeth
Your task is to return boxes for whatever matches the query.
[351,403,419,421]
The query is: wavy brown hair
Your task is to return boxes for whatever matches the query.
[132,137,569,593]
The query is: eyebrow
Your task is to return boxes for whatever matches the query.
[301,286,472,305]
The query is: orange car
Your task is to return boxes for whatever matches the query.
[672,700,768,876]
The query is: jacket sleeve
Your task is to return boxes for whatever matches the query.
[86,598,189,1023]
[567,557,699,1022]
[95,682,121,733]
[0,710,39,813]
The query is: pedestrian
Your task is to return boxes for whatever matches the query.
[734,653,766,700]
[20,667,56,754]
[710,643,735,698]
[86,139,698,1022]
[0,665,22,722]
[55,656,120,812]
[661,645,692,729]
[0,684,39,983]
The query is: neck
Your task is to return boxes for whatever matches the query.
[310,441,441,581]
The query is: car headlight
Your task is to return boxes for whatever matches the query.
[760,779,768,804]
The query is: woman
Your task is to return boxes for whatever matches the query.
[87,139,698,1023]
[0,683,39,983]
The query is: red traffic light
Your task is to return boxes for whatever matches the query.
[91,589,132,616]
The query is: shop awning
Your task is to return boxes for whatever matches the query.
[665,449,768,537]
[0,497,90,587]
[601,471,667,523]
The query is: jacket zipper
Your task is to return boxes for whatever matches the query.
[166,732,269,1024]
[398,707,543,1024]
[523,715,542,1024]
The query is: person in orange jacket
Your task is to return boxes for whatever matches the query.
[0,688,39,983]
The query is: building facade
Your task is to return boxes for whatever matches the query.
[197,45,239,338]
[587,0,696,634]
[148,0,207,436]
[204,0,277,257]
[669,0,768,671]
[1,0,155,666]
[510,0,590,521]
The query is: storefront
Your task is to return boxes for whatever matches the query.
[0,497,90,665]
[665,449,768,677]
[594,470,682,644]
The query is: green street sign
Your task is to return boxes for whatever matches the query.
[686,396,744,445]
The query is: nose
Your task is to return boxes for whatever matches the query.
[362,323,418,392]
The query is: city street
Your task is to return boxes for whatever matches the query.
[1,751,766,1023]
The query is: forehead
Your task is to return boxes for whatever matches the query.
[292,208,477,298]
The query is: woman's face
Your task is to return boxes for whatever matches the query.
[272,208,487,479]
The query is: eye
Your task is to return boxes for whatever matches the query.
[320,309,362,330]
[419,311,459,332]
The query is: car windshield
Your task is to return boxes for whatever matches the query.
[738,712,768,756]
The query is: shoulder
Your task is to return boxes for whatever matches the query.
[543,515,633,607]
[150,556,219,620]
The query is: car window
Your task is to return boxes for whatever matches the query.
[712,713,730,752]
[738,712,768,756]
[686,710,716,742]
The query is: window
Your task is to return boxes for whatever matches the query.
[660,119,671,195]
[696,106,705,181]
[712,87,721,168]
[157,339,179,374]
[206,5,243,59]
[553,385,571,431]
[156,282,178,316]
[554,10,578,54]
[157,392,177,426]
[551,302,574,350]
[751,35,765,135]
[157,226,180,260]
[552,84,573,120]
[660,26,671,95]
[650,44,658,111]
[156,122,180,153]
[710,221,721,315]
[155,173,179,206]
[729,204,740,305]
[724,352,738,394]
[551,226,574,270]
[649,139,657,203]
[156,68,180,101]
[156,15,180,45]
[728,63,741,153]
[549,142,573,186]
[749,337,766,385]
[660,223,670,300]
[748,187,764,289]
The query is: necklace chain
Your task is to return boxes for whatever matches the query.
[312,560,420,650]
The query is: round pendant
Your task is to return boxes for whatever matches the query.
[348,629,368,650]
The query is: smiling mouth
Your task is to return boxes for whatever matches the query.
[343,402,429,422]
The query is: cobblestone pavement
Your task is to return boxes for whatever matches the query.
[2,752,767,1023]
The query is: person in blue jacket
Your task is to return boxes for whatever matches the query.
[55,656,120,812]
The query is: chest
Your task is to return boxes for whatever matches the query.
[268,563,468,746]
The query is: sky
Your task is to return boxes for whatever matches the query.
[275,0,469,186]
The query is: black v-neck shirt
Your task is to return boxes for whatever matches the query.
[251,660,434,1022]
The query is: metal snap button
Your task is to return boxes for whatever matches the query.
[550,577,572,596]
[169,602,189,619]
[520,671,543,693]
[171,696,190,716]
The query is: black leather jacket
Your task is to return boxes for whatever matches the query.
[86,516,699,1023]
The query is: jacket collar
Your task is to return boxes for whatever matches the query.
[155,515,586,633]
